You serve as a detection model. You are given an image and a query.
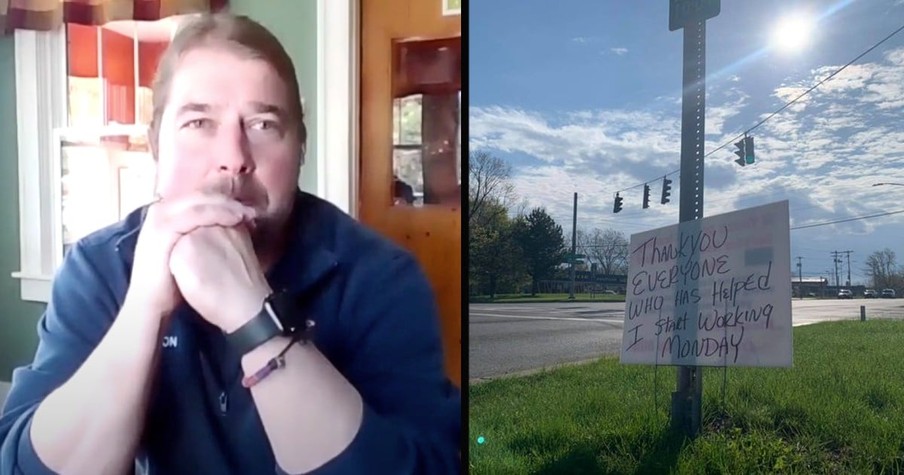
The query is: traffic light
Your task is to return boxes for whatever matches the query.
[744,136,755,164]
[734,135,756,166]
[642,184,651,209]
[734,137,746,167]
[613,193,623,213]
[661,177,672,205]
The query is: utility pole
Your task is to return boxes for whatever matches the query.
[569,192,577,300]
[832,251,841,288]
[796,257,803,299]
[669,0,720,439]
[843,250,853,287]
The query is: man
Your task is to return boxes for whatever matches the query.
[0,13,460,475]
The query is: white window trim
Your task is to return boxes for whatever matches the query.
[11,28,68,303]
[316,0,360,217]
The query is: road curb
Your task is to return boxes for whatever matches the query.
[470,357,605,385]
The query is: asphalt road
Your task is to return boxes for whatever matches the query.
[469,299,904,381]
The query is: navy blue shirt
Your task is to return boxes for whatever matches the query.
[0,191,461,474]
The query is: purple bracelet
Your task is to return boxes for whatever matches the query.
[241,320,315,388]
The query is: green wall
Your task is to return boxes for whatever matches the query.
[0,36,46,381]
[231,0,319,192]
[0,2,319,380]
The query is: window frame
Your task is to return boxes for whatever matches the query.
[316,0,360,217]
[12,28,68,303]
[12,25,160,303]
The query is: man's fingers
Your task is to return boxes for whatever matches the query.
[159,192,253,215]
[150,192,257,237]
[168,204,252,236]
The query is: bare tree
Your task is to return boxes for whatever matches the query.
[586,228,629,275]
[864,248,902,289]
[468,150,516,226]
[574,229,592,260]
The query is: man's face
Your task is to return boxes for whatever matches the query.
[154,46,303,247]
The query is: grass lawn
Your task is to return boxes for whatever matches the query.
[469,320,904,474]
[470,293,625,303]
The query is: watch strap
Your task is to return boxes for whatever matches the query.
[226,297,284,356]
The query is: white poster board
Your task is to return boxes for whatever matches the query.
[620,201,792,367]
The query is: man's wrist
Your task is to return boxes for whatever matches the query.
[240,335,292,371]
[220,286,272,334]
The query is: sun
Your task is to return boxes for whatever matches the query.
[772,13,815,53]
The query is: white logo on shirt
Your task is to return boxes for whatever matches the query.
[162,336,179,348]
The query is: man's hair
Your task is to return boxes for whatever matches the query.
[149,13,307,153]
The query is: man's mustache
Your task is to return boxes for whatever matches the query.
[202,178,264,206]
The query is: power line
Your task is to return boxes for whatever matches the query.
[791,209,904,230]
[614,20,904,195]
[584,208,904,234]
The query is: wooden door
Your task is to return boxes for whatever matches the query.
[360,0,462,386]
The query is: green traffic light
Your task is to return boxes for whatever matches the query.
[744,136,755,164]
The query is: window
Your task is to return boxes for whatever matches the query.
[59,21,176,256]
[391,36,461,208]
[12,17,189,302]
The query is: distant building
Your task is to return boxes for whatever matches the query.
[791,277,827,298]
[537,272,628,294]
[792,276,867,298]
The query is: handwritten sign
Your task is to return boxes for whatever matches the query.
[620,201,792,367]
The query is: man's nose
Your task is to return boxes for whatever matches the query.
[216,126,255,175]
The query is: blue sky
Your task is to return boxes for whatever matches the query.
[471,0,904,286]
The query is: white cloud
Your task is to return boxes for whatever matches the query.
[469,45,904,281]
[470,47,904,281]
[610,47,628,56]
[707,89,748,135]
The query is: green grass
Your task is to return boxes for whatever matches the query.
[471,293,625,303]
[469,320,904,474]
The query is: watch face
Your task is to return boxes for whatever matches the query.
[267,291,300,331]
[263,301,285,332]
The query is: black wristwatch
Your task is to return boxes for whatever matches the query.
[225,290,309,356]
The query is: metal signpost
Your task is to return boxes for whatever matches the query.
[569,192,578,299]
[669,0,720,438]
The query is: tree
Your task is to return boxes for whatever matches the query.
[469,200,526,298]
[572,228,628,276]
[587,228,629,275]
[513,207,567,295]
[468,151,515,227]
[864,248,903,289]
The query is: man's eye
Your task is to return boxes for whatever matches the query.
[184,119,210,129]
[250,120,279,131]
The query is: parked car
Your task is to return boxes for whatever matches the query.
[864,289,878,298]
[837,289,853,299]
[882,289,896,298]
